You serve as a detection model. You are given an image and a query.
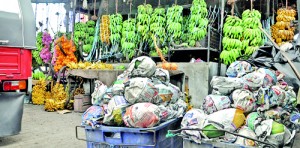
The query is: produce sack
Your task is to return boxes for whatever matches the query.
[231,89,255,113]
[168,83,183,104]
[210,76,243,95]
[202,95,231,114]
[271,85,286,106]
[226,61,253,78]
[81,105,107,128]
[242,68,277,91]
[103,95,129,126]
[181,109,208,144]
[262,107,290,126]
[91,80,107,105]
[206,108,245,132]
[154,68,170,84]
[282,86,297,107]
[102,87,113,103]
[255,87,279,112]
[255,119,293,146]
[234,126,257,147]
[159,99,187,121]
[111,80,125,96]
[123,103,161,128]
[245,112,261,131]
[155,83,173,106]
[127,56,156,78]
[124,78,159,104]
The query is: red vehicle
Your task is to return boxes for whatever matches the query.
[0,0,35,136]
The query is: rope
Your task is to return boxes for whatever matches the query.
[158,0,161,6]
[115,0,118,14]
[286,0,288,9]
[175,0,177,5]
[250,0,253,11]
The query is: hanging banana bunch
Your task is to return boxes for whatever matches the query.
[271,8,296,46]
[137,4,153,42]
[241,9,263,55]
[188,0,208,47]
[100,15,111,45]
[220,15,243,65]
[166,5,183,45]
[121,18,138,59]
[109,14,123,46]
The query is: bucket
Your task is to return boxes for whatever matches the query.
[74,94,91,113]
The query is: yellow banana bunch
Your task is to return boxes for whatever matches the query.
[44,99,58,112]
[277,8,297,17]
[100,15,111,45]
[32,79,47,105]
[67,61,114,70]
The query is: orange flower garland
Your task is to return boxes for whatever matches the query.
[54,36,77,72]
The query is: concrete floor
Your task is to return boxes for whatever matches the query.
[1,104,300,148]
[0,104,86,148]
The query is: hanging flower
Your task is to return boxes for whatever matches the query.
[40,31,53,63]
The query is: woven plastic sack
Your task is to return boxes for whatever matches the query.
[210,76,243,95]
[255,87,280,112]
[81,105,106,128]
[231,89,255,113]
[181,109,208,144]
[91,80,107,105]
[124,77,159,104]
[123,103,161,128]
[103,95,129,126]
[128,56,156,78]
[242,68,277,91]
[262,107,290,126]
[226,61,253,78]
[168,83,183,104]
[155,83,173,106]
[154,68,170,84]
[245,112,262,131]
[112,80,125,96]
[159,99,187,121]
[234,126,257,147]
[202,95,231,114]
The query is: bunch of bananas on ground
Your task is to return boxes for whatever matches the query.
[150,7,167,51]
[44,99,58,112]
[32,79,47,105]
[44,83,67,111]
[242,9,263,55]
[110,14,123,46]
[137,4,153,42]
[100,15,110,45]
[166,5,183,44]
[271,8,296,45]
[121,18,138,59]
[67,61,113,70]
[220,15,243,65]
[188,0,208,46]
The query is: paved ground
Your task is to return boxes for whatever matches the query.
[0,104,86,148]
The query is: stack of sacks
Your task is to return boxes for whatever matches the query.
[182,61,298,147]
[82,56,187,128]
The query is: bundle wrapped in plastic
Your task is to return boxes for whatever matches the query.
[81,105,107,128]
[155,83,174,106]
[226,61,253,78]
[202,95,231,114]
[111,80,125,96]
[91,80,107,105]
[242,68,277,91]
[261,107,291,126]
[230,89,255,113]
[103,95,129,126]
[123,103,161,128]
[168,83,183,104]
[181,109,208,144]
[153,68,170,84]
[245,112,262,131]
[234,126,257,147]
[210,76,243,95]
[124,77,159,104]
[159,99,187,121]
[127,56,157,78]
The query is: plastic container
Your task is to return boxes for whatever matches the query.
[74,94,91,113]
[77,118,183,148]
[183,139,255,148]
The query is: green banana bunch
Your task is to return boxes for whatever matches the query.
[220,49,241,65]
[137,4,153,42]
[110,13,123,45]
[245,46,259,55]
[222,37,243,50]
[149,7,167,52]
[223,25,243,39]
[224,16,242,26]
[121,18,138,59]
[166,5,183,43]
[33,32,43,65]
[242,9,261,20]
[243,28,261,40]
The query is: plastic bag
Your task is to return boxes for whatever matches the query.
[202,95,231,114]
[210,76,243,95]
[230,89,255,113]
[123,103,161,128]
[111,80,125,96]
[159,99,187,121]
[234,126,257,147]
[255,87,279,112]
[181,109,208,144]
[155,83,173,106]
[262,107,290,126]
[154,68,170,84]
[124,77,159,104]
[91,80,107,105]
[242,68,277,91]
[103,95,129,126]
[168,83,183,104]
[226,61,253,78]
[128,56,156,78]
[81,105,107,128]
[245,112,261,131]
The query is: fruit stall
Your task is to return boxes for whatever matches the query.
[29,0,300,147]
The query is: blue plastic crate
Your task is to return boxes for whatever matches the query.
[82,118,183,148]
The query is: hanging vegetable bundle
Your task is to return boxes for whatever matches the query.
[220,16,243,65]
[166,5,183,45]
[33,32,43,65]
[137,4,153,42]
[149,7,167,56]
[121,18,138,59]
[40,31,52,63]
[188,0,209,47]
[53,36,77,72]
[241,9,263,55]
[109,14,123,50]
[100,15,111,45]
[271,8,296,46]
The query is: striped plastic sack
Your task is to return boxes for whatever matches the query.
[202,95,231,114]
[230,89,255,113]
[210,76,243,95]
[226,61,253,78]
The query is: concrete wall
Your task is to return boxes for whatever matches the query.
[177,62,227,108]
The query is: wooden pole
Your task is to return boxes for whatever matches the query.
[259,26,300,80]
[250,0,253,10]
[115,0,118,14]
